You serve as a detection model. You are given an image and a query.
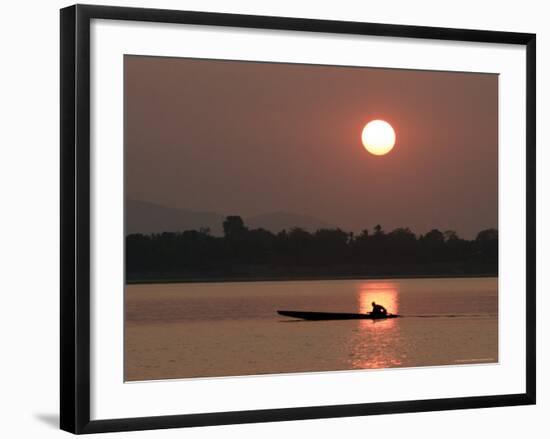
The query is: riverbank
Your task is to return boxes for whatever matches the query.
[126,272,498,285]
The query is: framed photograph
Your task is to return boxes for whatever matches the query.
[60,4,536,434]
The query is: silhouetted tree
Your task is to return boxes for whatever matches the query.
[126,218,498,281]
[223,216,247,239]
[444,230,459,242]
[476,228,498,242]
[475,228,498,268]
[423,229,445,243]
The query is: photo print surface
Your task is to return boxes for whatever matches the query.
[124,55,498,381]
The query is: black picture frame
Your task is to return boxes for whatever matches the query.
[60,4,536,434]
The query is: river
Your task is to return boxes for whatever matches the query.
[125,277,498,381]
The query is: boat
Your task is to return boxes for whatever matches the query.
[277,310,400,321]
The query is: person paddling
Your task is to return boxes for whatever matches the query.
[371,301,388,317]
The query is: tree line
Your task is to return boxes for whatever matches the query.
[126,216,498,282]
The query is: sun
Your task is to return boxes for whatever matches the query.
[361,120,396,156]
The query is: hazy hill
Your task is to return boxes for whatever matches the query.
[126,200,335,235]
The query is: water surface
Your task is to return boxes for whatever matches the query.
[125,277,497,380]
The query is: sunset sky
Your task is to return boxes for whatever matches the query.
[125,55,498,239]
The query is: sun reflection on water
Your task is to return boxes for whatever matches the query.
[358,281,399,329]
[358,282,399,314]
[349,281,403,369]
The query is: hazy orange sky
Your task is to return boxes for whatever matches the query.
[125,56,498,239]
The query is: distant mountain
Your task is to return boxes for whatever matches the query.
[246,212,335,233]
[126,200,225,235]
[126,200,335,236]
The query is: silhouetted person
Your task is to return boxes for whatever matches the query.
[371,301,387,316]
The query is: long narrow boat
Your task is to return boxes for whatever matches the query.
[277,310,400,321]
